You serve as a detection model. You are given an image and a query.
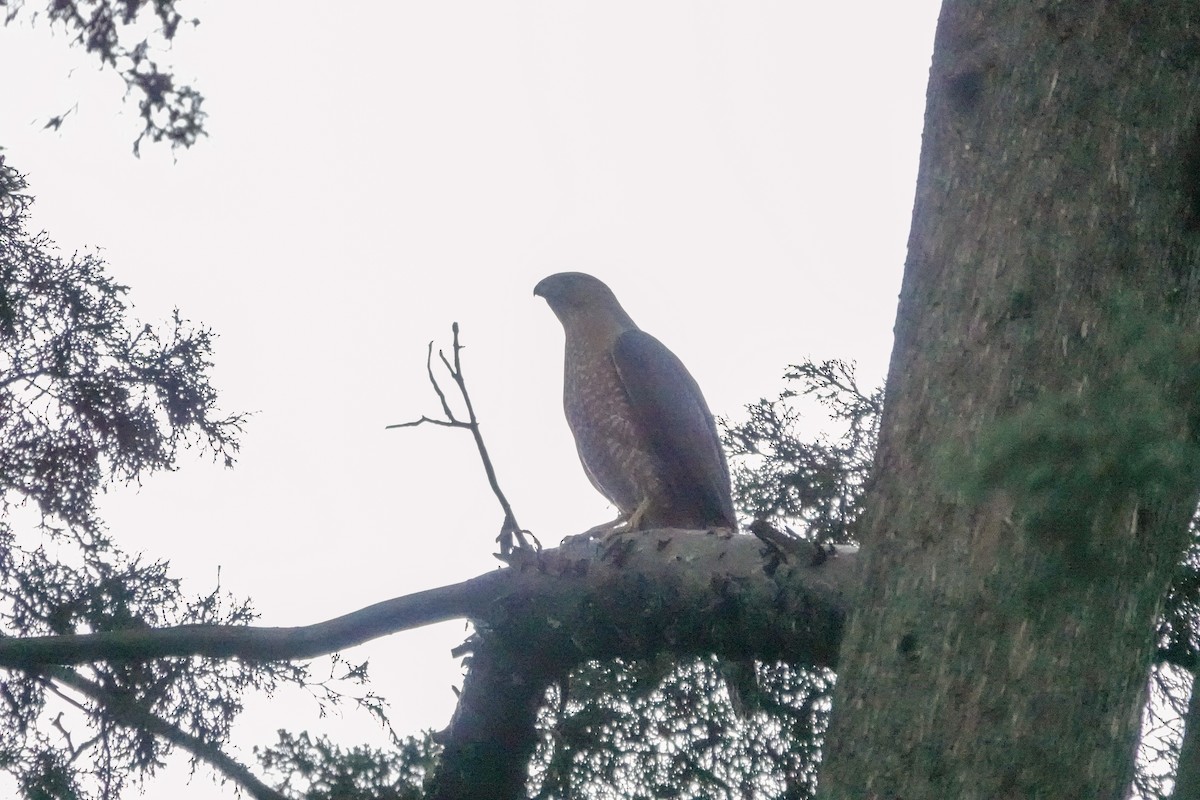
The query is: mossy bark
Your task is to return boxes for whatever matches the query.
[819,3,1200,798]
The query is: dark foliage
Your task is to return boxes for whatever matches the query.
[257,730,440,800]
[722,359,881,545]
[2,0,205,151]
[528,658,831,800]
[1135,662,1191,799]
[0,521,388,800]
[0,158,391,800]
[1158,532,1200,674]
[1137,524,1200,799]
[0,160,243,531]
[251,659,833,800]
[0,527,266,800]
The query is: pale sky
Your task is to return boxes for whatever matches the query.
[0,3,941,797]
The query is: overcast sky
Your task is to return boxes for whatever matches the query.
[1,3,940,797]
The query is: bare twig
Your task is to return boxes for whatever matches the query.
[429,340,459,423]
[50,711,76,756]
[387,323,539,556]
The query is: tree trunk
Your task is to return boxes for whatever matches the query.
[426,633,553,800]
[819,3,1200,799]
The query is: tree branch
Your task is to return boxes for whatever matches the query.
[0,576,492,667]
[0,531,856,671]
[45,666,290,800]
[387,324,537,555]
[9,0,207,151]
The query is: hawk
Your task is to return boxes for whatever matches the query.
[534,272,737,532]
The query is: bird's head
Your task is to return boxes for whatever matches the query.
[534,272,637,331]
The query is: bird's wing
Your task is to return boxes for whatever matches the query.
[612,329,736,527]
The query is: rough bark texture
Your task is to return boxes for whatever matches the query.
[426,634,553,800]
[820,3,1200,799]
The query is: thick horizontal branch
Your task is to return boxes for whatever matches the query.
[0,530,858,671]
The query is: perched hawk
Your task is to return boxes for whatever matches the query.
[534,272,737,532]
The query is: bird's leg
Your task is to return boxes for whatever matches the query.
[559,515,626,546]
[559,498,654,546]
[625,496,653,532]
[589,498,653,547]
[559,496,662,546]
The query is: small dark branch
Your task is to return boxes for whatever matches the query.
[0,370,53,390]
[385,341,467,431]
[386,415,461,430]
[45,666,289,800]
[388,324,538,556]
[750,519,796,559]
[43,681,108,764]
[50,711,77,757]
[750,519,830,566]
[429,339,460,424]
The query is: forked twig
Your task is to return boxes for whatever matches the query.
[387,323,540,557]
